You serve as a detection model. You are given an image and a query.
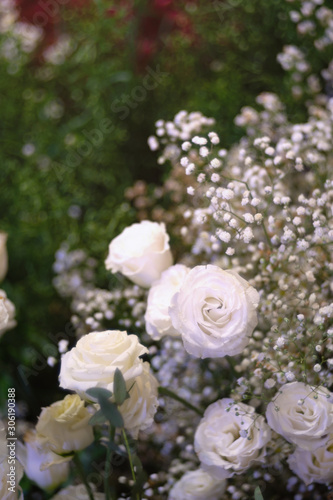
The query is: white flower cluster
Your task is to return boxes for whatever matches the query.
[147,110,215,165]
[0,0,42,73]
[105,220,260,360]
[46,3,333,496]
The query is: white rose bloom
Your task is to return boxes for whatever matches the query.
[0,290,16,336]
[0,233,8,283]
[266,382,333,451]
[287,434,333,485]
[168,469,226,500]
[170,265,259,358]
[105,220,173,288]
[0,421,23,500]
[145,264,190,340]
[51,484,104,500]
[59,330,148,399]
[36,394,94,455]
[119,362,159,438]
[18,431,70,491]
[194,399,271,479]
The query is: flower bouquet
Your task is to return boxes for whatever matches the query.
[1,0,333,499]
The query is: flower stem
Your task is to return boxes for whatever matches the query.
[262,221,273,249]
[73,453,95,500]
[122,429,140,500]
[105,425,116,500]
[158,386,203,416]
[225,355,238,379]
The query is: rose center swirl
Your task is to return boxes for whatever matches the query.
[202,296,230,325]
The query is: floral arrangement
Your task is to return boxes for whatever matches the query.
[1,0,333,499]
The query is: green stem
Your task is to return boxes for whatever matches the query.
[262,221,273,249]
[73,453,95,500]
[105,425,116,500]
[225,355,238,379]
[122,429,140,500]
[158,387,203,416]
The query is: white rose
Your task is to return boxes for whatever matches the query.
[0,290,16,337]
[0,233,8,283]
[0,461,24,500]
[105,220,173,288]
[0,421,23,500]
[194,399,271,479]
[170,265,259,359]
[18,431,70,491]
[287,435,333,485]
[59,330,148,399]
[266,382,333,451]
[119,362,159,438]
[51,484,105,500]
[145,264,190,340]
[168,469,226,500]
[36,394,94,454]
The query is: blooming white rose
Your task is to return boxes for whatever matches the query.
[287,434,333,485]
[105,220,173,288]
[194,399,271,479]
[145,264,190,340]
[0,421,23,500]
[18,431,70,490]
[0,290,16,337]
[0,233,8,283]
[266,382,333,451]
[59,330,148,399]
[170,265,259,358]
[168,469,226,500]
[36,394,94,454]
[50,484,105,500]
[119,362,159,438]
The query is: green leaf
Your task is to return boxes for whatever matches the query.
[254,486,264,500]
[109,71,132,83]
[89,409,107,426]
[86,387,113,401]
[113,368,130,406]
[100,399,124,428]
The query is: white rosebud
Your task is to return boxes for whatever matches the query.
[194,399,271,479]
[288,435,333,485]
[18,431,70,491]
[168,469,226,500]
[0,233,8,283]
[36,395,94,455]
[170,265,259,359]
[266,382,333,450]
[119,362,158,438]
[59,330,148,399]
[145,264,190,340]
[105,221,173,288]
